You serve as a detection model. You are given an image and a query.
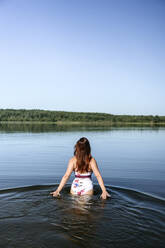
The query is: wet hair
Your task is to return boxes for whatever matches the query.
[74,137,92,173]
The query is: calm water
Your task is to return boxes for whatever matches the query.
[0,124,165,247]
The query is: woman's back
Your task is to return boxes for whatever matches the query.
[73,156,93,174]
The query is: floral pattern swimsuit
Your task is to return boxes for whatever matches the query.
[71,171,93,195]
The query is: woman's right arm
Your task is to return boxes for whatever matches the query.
[50,157,74,197]
[90,158,111,199]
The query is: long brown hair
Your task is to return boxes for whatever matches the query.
[74,137,92,173]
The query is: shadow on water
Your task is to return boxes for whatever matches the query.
[0,184,165,248]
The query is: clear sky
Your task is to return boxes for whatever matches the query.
[0,0,164,115]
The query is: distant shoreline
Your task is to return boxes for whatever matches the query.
[0,109,165,125]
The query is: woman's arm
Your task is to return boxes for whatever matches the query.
[90,158,111,199]
[50,157,74,197]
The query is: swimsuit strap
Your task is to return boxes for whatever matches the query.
[75,171,92,178]
[75,174,91,178]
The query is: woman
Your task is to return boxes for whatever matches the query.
[50,137,110,199]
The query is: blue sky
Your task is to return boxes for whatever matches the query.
[0,0,164,115]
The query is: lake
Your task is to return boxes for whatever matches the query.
[0,124,165,247]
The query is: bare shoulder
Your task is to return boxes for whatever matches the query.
[70,156,76,161]
[90,157,100,176]
[89,157,98,169]
[69,156,76,164]
[69,156,76,169]
[90,157,97,164]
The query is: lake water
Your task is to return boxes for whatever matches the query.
[0,124,165,247]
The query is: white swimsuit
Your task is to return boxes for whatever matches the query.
[71,171,93,195]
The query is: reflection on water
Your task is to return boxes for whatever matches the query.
[0,122,163,133]
[0,184,164,248]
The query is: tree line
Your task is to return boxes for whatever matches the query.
[0,109,164,123]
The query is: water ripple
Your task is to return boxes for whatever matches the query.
[0,184,165,248]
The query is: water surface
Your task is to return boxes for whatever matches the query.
[0,124,165,247]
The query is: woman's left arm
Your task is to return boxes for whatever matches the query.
[50,158,74,197]
[90,158,111,199]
